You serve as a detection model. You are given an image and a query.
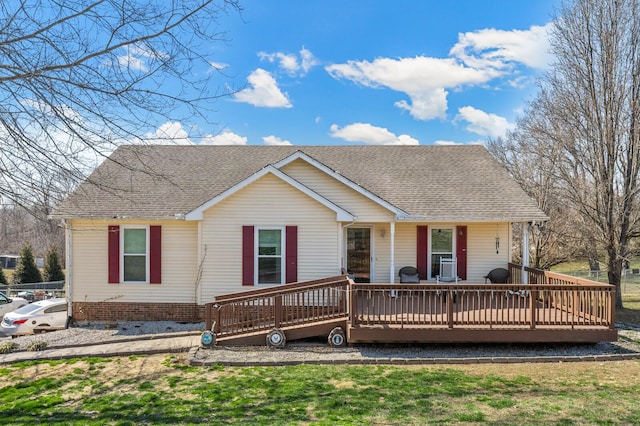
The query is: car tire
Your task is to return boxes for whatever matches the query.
[266,328,286,348]
[328,327,347,348]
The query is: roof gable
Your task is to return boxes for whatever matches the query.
[184,165,355,221]
[272,151,409,219]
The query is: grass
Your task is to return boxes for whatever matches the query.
[1,356,640,425]
[1,263,640,424]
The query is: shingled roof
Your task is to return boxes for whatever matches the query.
[53,144,548,222]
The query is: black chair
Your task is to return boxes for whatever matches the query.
[399,266,420,283]
[484,267,510,284]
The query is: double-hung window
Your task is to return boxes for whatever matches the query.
[257,228,284,284]
[122,227,148,282]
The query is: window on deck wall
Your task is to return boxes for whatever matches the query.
[257,228,284,284]
[122,227,148,282]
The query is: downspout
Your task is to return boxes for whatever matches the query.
[65,220,73,319]
[521,222,530,284]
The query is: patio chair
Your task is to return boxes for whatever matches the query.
[436,258,458,301]
[484,267,510,284]
[399,266,420,283]
[436,258,458,283]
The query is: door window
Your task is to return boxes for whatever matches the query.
[431,228,453,278]
[347,228,371,283]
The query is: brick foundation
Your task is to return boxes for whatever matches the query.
[72,301,204,322]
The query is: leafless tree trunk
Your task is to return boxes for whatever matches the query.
[0,1,240,212]
[497,0,640,308]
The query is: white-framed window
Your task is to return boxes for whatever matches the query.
[256,227,285,285]
[121,226,149,283]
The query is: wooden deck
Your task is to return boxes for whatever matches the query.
[204,267,617,346]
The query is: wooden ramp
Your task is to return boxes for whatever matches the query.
[205,271,617,347]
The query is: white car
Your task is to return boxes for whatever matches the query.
[0,298,68,337]
[0,292,28,320]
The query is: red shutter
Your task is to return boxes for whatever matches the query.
[242,226,254,286]
[416,226,428,280]
[108,225,120,284]
[285,226,298,283]
[149,226,162,284]
[456,226,467,280]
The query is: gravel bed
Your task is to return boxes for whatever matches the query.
[3,321,640,363]
[2,321,206,351]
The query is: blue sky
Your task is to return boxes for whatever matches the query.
[149,0,562,146]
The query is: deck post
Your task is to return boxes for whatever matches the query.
[530,289,537,329]
[350,283,358,326]
[205,302,212,330]
[447,290,453,328]
[274,295,283,328]
[214,305,221,333]
[610,287,616,329]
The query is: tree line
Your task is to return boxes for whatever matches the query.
[0,244,65,286]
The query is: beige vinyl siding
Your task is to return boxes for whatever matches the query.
[68,219,198,304]
[281,159,395,223]
[393,222,418,281]
[391,222,511,283]
[199,173,340,301]
[371,224,392,283]
[465,222,511,282]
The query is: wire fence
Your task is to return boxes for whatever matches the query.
[0,281,65,301]
[555,269,640,297]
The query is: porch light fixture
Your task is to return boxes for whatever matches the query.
[495,236,500,254]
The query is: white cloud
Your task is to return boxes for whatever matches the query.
[200,131,247,145]
[143,123,249,146]
[258,47,319,76]
[116,43,169,73]
[329,123,419,145]
[326,56,502,121]
[300,48,319,73]
[144,121,193,145]
[234,69,292,108]
[455,106,514,138]
[209,61,228,71]
[326,23,551,122]
[262,135,292,146]
[434,140,462,146]
[450,23,552,70]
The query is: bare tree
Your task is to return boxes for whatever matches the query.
[501,0,640,308]
[0,1,241,211]
[488,134,583,270]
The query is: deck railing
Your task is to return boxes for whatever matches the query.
[205,268,615,343]
[205,276,349,337]
[350,282,615,330]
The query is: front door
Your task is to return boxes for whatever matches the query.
[347,228,371,283]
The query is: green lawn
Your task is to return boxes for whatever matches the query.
[1,264,640,425]
[1,356,639,425]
